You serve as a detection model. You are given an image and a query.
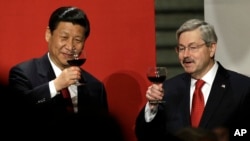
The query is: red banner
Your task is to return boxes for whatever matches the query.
[0,1,155,141]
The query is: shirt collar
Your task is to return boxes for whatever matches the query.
[191,61,219,86]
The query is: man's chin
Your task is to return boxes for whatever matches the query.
[183,67,194,74]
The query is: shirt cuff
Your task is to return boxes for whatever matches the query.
[144,102,158,122]
[49,80,58,97]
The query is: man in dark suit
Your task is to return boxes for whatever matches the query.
[135,19,250,141]
[7,6,111,137]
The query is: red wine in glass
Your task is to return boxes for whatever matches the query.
[67,49,86,86]
[147,67,167,104]
[147,75,166,83]
[67,59,86,66]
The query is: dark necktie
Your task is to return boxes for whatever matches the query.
[191,79,205,127]
[61,88,74,113]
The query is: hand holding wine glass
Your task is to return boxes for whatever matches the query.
[67,48,86,86]
[146,66,167,104]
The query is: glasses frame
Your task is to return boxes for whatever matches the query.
[176,42,207,53]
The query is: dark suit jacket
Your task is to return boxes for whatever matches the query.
[8,53,109,134]
[135,62,250,141]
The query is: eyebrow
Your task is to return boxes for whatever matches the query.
[178,42,201,46]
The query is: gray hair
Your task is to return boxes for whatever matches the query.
[176,19,218,46]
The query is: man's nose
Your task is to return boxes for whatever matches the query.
[65,40,75,50]
[183,47,191,56]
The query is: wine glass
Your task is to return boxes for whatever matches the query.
[67,48,86,86]
[146,66,167,104]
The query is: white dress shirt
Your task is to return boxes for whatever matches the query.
[47,53,78,113]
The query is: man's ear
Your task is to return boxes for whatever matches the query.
[45,26,51,42]
[209,42,217,58]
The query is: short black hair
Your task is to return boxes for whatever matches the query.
[48,6,90,39]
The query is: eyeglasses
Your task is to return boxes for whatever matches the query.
[176,43,206,53]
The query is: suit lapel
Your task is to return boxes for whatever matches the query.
[179,74,193,126]
[37,53,56,81]
[199,63,229,128]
